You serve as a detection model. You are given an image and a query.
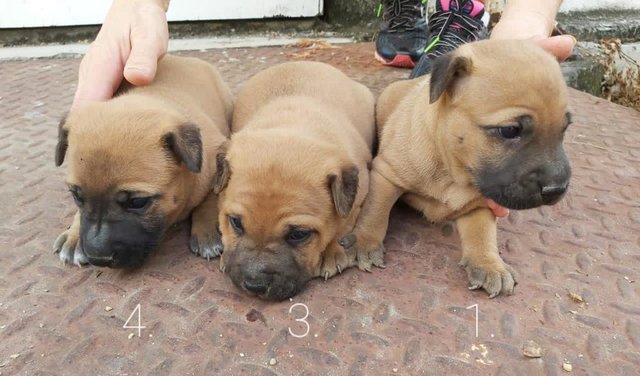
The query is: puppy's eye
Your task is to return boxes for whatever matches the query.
[286,228,313,246]
[497,125,522,139]
[228,215,244,235]
[69,188,83,207]
[124,197,152,212]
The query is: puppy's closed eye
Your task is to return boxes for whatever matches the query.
[285,227,314,246]
[69,186,83,207]
[495,125,522,140]
[228,215,244,235]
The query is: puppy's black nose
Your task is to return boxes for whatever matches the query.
[541,184,568,204]
[243,279,268,294]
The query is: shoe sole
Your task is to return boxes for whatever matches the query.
[374,52,416,68]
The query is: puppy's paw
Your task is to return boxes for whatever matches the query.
[53,228,88,266]
[459,257,518,298]
[319,243,350,280]
[339,233,386,272]
[189,227,223,261]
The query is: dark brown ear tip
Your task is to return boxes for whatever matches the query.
[329,164,360,218]
[184,158,202,173]
[163,123,203,173]
[54,116,69,166]
[429,54,473,104]
[213,149,230,194]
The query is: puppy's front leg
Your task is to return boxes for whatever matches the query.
[456,208,518,298]
[341,168,404,271]
[53,211,88,266]
[190,191,223,261]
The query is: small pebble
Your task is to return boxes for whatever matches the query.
[562,363,572,372]
[393,368,398,373]
[105,306,113,312]
[128,333,135,340]
[269,358,277,366]
[9,354,19,359]
[522,340,542,358]
[568,292,584,303]
[240,353,245,358]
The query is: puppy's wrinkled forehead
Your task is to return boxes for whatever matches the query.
[64,106,177,192]
[457,40,568,114]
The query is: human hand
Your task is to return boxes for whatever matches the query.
[490,9,576,62]
[72,0,169,110]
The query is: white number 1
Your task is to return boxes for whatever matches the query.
[123,304,146,337]
[466,304,479,337]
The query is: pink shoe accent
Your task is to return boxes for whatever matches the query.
[439,0,484,17]
[466,0,484,17]
[439,0,451,12]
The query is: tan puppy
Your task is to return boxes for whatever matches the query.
[342,40,572,298]
[214,61,375,300]
[53,55,233,268]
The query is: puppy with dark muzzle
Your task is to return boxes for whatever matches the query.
[53,55,233,268]
[342,40,572,298]
[213,61,375,300]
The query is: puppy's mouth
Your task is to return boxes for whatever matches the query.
[239,278,299,301]
[225,262,310,301]
[481,184,568,210]
[80,239,152,269]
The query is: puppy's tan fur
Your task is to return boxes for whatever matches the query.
[54,55,233,267]
[215,61,375,300]
[343,40,571,297]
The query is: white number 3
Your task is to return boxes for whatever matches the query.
[288,303,310,338]
[123,303,146,337]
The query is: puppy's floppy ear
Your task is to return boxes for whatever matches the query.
[213,141,230,194]
[429,53,473,104]
[163,123,202,173]
[328,165,359,218]
[55,114,69,167]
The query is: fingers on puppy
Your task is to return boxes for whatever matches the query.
[343,39,572,298]
[54,55,233,268]
[215,61,375,301]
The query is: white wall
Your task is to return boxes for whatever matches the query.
[560,0,640,12]
[488,0,640,13]
[0,0,323,28]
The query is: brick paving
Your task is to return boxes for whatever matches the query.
[0,42,639,375]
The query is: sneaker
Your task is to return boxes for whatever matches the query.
[408,0,488,78]
[375,0,428,68]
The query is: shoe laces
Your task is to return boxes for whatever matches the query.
[379,0,426,32]
[424,0,484,56]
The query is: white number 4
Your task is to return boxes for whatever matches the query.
[123,303,146,337]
